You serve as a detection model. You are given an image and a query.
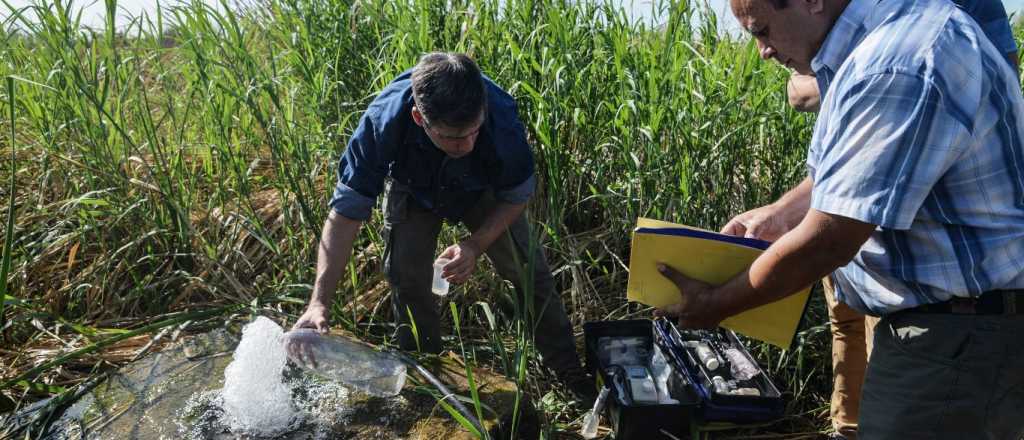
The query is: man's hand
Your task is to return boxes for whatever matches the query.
[438,240,481,284]
[653,263,726,329]
[288,304,330,368]
[721,204,793,241]
[293,303,330,333]
[787,73,821,113]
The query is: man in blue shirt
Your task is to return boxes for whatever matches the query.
[291,53,592,401]
[744,2,1019,438]
[656,0,1024,437]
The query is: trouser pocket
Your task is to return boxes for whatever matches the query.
[382,181,409,226]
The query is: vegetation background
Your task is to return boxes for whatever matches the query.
[1,0,1022,437]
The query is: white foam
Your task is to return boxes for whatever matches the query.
[220,316,299,436]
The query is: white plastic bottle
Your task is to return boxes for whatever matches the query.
[283,329,407,397]
[432,258,451,296]
[580,387,611,439]
[695,343,720,371]
[649,345,680,404]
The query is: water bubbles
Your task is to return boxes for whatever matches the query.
[220,316,300,436]
[173,317,365,439]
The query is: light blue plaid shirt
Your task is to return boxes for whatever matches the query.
[807,0,1024,315]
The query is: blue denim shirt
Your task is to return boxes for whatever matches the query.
[329,70,536,221]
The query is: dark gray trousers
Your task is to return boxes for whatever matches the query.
[381,183,580,374]
[859,312,1024,439]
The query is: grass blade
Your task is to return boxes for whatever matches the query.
[1,76,15,338]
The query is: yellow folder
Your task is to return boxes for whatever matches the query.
[626,218,811,349]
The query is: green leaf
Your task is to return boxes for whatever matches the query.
[1,77,16,337]
[436,398,484,438]
[14,380,67,395]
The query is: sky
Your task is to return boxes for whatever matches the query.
[2,0,229,29]
[0,0,747,35]
[4,0,724,31]
[2,0,1021,34]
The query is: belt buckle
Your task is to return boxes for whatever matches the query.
[949,297,978,314]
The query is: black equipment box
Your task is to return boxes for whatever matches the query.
[583,319,784,439]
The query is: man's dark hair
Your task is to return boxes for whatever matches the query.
[411,52,487,128]
[768,0,787,9]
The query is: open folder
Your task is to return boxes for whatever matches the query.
[626,218,812,349]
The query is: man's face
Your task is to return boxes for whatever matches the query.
[411,106,484,159]
[731,0,830,75]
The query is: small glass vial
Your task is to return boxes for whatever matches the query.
[431,258,451,296]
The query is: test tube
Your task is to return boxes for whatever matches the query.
[432,258,451,295]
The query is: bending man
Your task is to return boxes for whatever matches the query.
[293,53,593,403]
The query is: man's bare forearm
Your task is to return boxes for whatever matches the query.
[712,209,875,318]
[309,211,362,309]
[772,177,813,230]
[466,202,526,253]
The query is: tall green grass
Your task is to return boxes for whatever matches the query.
[1,0,837,436]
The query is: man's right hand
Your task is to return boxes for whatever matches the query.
[787,73,821,113]
[293,303,330,333]
[720,204,792,242]
[288,304,330,368]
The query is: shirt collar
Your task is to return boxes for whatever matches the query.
[811,0,876,77]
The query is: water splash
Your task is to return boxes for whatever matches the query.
[219,316,300,436]
[175,363,361,439]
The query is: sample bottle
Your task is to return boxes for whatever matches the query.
[649,345,680,404]
[695,343,720,371]
[432,258,451,296]
[712,375,731,394]
[283,329,407,397]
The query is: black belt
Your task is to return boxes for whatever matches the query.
[911,290,1024,315]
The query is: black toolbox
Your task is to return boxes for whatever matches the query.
[583,319,784,439]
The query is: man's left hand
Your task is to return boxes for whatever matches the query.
[653,263,725,329]
[439,241,481,284]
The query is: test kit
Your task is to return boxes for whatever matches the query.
[583,319,784,439]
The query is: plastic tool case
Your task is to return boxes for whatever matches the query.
[583,319,784,439]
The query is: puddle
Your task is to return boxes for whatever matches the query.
[5,317,537,439]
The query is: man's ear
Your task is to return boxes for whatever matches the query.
[806,0,824,14]
[410,105,425,127]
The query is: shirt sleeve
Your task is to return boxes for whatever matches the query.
[956,0,1019,56]
[978,18,1018,58]
[809,72,973,230]
[329,109,402,220]
[489,94,537,204]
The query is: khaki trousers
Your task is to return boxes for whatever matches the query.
[823,276,879,439]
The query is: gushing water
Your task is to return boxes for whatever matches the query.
[220,316,300,436]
